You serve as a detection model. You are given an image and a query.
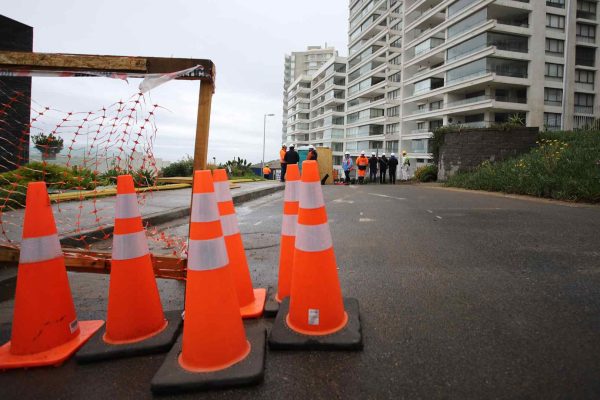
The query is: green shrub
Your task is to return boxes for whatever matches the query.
[415,165,438,182]
[100,167,157,187]
[0,162,104,210]
[223,157,253,177]
[446,130,600,203]
[161,156,194,177]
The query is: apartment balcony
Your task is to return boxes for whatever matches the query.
[404,128,433,140]
[576,46,596,66]
[405,0,447,32]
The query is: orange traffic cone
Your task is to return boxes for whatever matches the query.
[151,170,265,393]
[268,161,362,350]
[76,175,182,363]
[213,169,266,318]
[106,175,167,342]
[0,182,103,369]
[275,163,300,302]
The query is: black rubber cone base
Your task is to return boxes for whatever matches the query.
[268,297,363,351]
[151,324,266,394]
[263,286,281,318]
[75,310,183,363]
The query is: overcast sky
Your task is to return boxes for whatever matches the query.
[2,0,348,164]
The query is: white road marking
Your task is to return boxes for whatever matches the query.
[359,218,375,222]
[254,221,263,226]
[332,198,354,204]
[368,193,406,201]
[359,212,364,216]
[436,216,442,220]
[426,210,433,213]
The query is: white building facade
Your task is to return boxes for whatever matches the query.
[400,0,600,166]
[282,46,338,140]
[283,0,600,171]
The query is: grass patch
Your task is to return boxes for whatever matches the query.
[445,130,600,203]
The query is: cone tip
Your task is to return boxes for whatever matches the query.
[193,170,215,193]
[286,164,300,181]
[301,160,319,182]
[212,169,228,182]
[117,175,135,194]
[23,181,57,239]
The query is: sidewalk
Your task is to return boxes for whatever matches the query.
[0,180,283,246]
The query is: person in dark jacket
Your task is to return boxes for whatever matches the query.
[284,143,299,165]
[368,152,378,183]
[388,153,399,184]
[307,144,318,161]
[379,153,388,184]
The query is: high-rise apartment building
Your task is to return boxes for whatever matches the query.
[283,0,599,172]
[285,56,348,165]
[282,46,338,140]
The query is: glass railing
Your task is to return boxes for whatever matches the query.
[576,35,596,44]
[447,95,491,107]
[574,105,594,114]
[577,10,597,20]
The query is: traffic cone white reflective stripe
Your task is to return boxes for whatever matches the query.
[294,224,333,252]
[115,193,142,219]
[191,193,220,222]
[298,181,325,209]
[283,180,299,202]
[220,214,241,236]
[187,237,229,271]
[214,181,233,202]
[281,214,297,236]
[112,231,150,260]
[19,234,62,263]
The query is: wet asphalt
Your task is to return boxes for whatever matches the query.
[0,183,599,399]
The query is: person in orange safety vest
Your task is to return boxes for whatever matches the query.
[279,144,287,182]
[356,151,369,184]
[263,164,272,179]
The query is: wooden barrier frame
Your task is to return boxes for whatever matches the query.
[0,51,217,278]
[0,50,215,171]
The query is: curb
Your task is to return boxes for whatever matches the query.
[59,184,284,247]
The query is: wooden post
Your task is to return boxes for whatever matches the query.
[193,80,214,171]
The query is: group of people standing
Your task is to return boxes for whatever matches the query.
[278,143,318,182]
[342,150,410,185]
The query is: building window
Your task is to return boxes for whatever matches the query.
[387,89,400,99]
[575,69,595,84]
[387,106,399,117]
[575,92,594,111]
[576,23,596,42]
[545,62,564,78]
[545,38,564,55]
[546,14,565,30]
[544,112,562,129]
[390,55,401,65]
[547,0,565,8]
[544,87,563,106]
[386,123,400,135]
[389,71,401,82]
[448,9,486,38]
[577,0,597,19]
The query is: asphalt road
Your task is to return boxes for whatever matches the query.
[1,183,599,399]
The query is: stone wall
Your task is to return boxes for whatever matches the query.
[437,127,539,181]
